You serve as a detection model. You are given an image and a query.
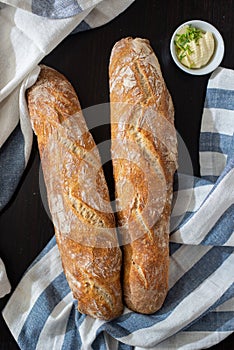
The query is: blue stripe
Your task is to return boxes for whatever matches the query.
[172,172,234,244]
[173,173,193,192]
[92,332,107,350]
[199,152,233,202]
[204,154,233,193]
[227,135,234,164]
[0,123,25,210]
[191,176,213,187]
[164,246,234,314]
[204,88,234,110]
[200,132,233,155]
[184,283,234,332]
[215,282,234,307]
[185,311,234,332]
[71,20,91,34]
[169,242,182,255]
[18,273,70,349]
[173,173,212,192]
[97,246,233,338]
[201,204,234,246]
[118,342,133,350]
[171,211,194,233]
[31,0,82,19]
[61,301,83,350]
[200,135,234,183]
[172,175,215,232]
[201,174,219,183]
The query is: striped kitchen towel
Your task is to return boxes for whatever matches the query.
[2,66,234,349]
[0,0,134,297]
[0,0,135,209]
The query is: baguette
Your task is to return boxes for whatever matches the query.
[109,38,178,314]
[27,65,123,320]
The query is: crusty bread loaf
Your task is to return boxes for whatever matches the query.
[27,65,123,320]
[109,37,178,314]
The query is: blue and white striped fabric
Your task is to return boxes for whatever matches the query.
[2,67,234,349]
[0,0,134,297]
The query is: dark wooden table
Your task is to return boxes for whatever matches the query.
[0,0,233,349]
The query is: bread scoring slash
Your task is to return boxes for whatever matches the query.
[27,65,123,320]
[26,36,177,319]
[109,37,178,314]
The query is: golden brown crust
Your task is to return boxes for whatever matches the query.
[27,65,123,320]
[109,37,178,314]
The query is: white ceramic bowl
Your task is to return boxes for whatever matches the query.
[170,20,225,75]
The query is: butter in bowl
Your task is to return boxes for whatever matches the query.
[170,20,225,75]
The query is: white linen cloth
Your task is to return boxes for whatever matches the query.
[0,1,233,349]
[2,65,234,349]
[0,258,11,297]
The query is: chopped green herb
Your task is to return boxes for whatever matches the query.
[174,25,204,61]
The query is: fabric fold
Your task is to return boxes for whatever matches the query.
[2,66,234,350]
[0,2,233,349]
[0,257,11,297]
